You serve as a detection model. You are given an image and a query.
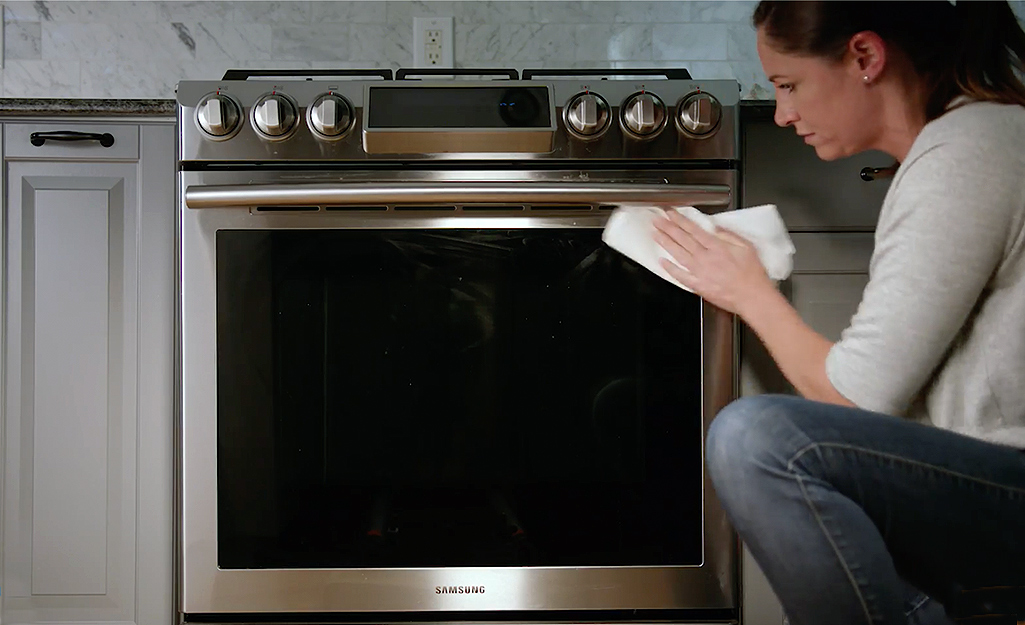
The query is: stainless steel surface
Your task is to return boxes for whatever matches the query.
[360,82,558,154]
[565,92,611,137]
[677,93,722,137]
[195,93,241,139]
[621,92,667,137]
[363,128,557,154]
[178,168,739,614]
[176,78,739,162]
[307,93,353,139]
[184,181,731,210]
[177,69,742,619]
[251,93,299,140]
[184,618,733,622]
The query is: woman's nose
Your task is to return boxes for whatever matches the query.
[774,103,797,127]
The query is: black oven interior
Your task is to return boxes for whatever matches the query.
[214,228,705,570]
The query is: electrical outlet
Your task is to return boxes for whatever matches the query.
[413,16,453,68]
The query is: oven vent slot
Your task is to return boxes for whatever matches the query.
[530,204,594,212]
[599,204,618,211]
[255,206,320,213]
[324,205,388,212]
[461,205,525,211]
[394,205,457,211]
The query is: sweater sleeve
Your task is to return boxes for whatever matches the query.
[825,137,1018,416]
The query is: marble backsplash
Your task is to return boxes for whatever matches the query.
[0,0,774,99]
[2,1,1025,101]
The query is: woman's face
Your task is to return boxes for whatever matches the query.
[756,28,877,161]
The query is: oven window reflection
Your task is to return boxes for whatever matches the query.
[216,229,703,569]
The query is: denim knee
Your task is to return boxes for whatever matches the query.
[706,395,798,506]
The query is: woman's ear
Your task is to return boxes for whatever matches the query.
[847,31,887,84]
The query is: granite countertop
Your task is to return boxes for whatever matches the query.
[0,99,176,116]
[0,97,772,119]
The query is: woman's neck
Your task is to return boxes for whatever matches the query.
[873,67,931,162]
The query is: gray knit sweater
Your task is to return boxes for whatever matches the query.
[826,100,1025,448]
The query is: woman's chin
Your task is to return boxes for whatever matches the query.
[811,142,843,161]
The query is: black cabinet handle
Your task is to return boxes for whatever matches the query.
[860,163,898,181]
[30,131,115,148]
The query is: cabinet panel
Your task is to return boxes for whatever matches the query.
[741,233,874,397]
[134,123,176,625]
[790,232,876,273]
[790,274,870,343]
[4,123,139,161]
[743,120,891,231]
[4,162,139,624]
[31,185,122,596]
[2,122,174,625]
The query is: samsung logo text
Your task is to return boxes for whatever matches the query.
[435,585,485,594]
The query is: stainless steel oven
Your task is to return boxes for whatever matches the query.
[177,68,741,623]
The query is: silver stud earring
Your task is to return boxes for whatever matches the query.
[863,75,870,83]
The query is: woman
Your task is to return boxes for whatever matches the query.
[653,2,1025,624]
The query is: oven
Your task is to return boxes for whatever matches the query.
[177,68,741,623]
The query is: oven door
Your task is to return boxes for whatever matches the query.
[178,168,739,618]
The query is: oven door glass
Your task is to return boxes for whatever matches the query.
[216,228,703,569]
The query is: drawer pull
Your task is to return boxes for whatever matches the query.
[30,131,115,148]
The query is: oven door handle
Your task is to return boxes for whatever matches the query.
[183,182,732,209]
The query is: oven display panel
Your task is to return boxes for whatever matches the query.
[367,86,553,128]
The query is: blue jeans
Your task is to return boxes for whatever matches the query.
[706,395,1025,625]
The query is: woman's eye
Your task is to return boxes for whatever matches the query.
[777,83,794,92]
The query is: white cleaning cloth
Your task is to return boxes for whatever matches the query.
[601,204,796,292]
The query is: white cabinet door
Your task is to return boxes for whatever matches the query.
[2,123,174,625]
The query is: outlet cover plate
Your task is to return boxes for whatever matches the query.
[413,16,454,68]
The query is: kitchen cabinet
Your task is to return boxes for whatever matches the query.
[739,109,888,399]
[741,233,875,396]
[738,234,873,625]
[743,114,892,231]
[1,120,175,625]
[737,108,889,625]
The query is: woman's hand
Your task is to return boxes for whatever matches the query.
[652,210,777,317]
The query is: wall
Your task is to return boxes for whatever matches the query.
[0,0,774,99]
[4,1,1025,100]
[5,1,1025,101]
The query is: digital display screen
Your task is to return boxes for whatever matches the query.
[367,86,552,129]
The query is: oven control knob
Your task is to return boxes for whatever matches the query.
[565,92,610,137]
[196,93,242,139]
[677,92,723,137]
[252,93,299,139]
[308,93,353,139]
[621,92,666,137]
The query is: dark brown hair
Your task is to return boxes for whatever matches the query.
[753,1,1025,120]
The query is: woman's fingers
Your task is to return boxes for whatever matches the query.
[653,214,704,252]
[659,258,697,289]
[652,216,699,263]
[665,210,717,249]
[653,227,693,267]
[714,226,753,248]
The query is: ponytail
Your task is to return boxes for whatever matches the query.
[934,1,1025,119]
